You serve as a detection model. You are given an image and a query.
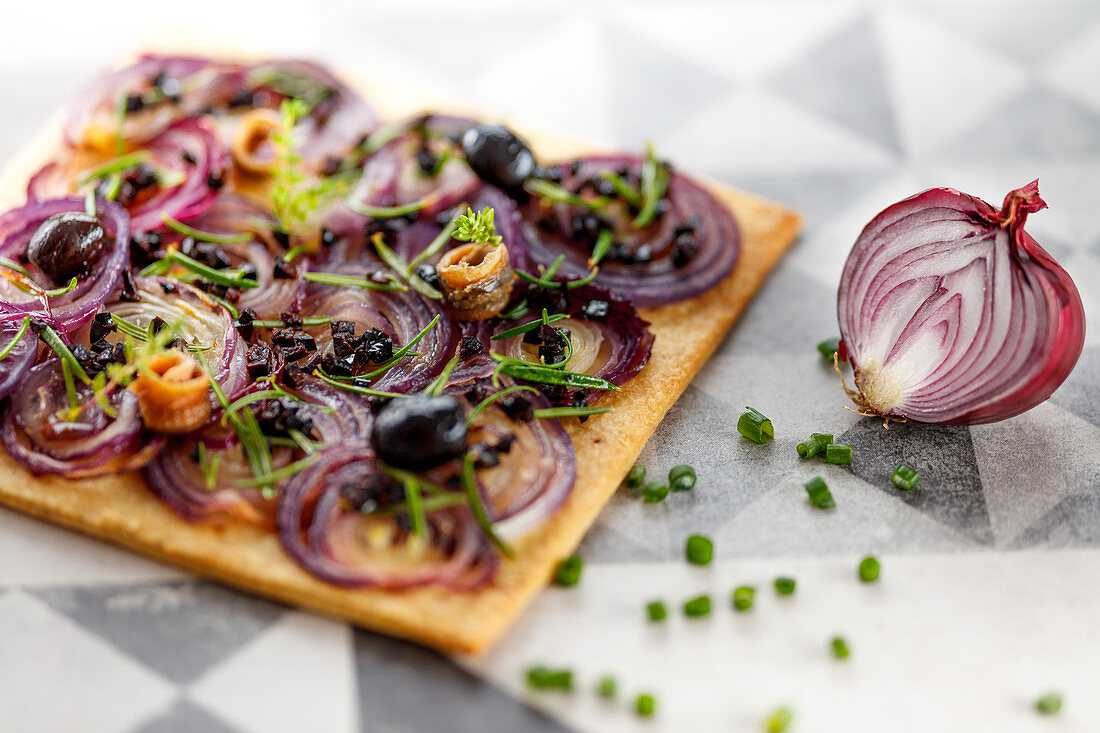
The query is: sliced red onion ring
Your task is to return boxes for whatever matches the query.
[31,117,227,234]
[107,277,247,398]
[518,155,740,307]
[1,360,163,477]
[64,55,238,151]
[0,197,129,331]
[277,443,496,589]
[301,262,457,393]
[0,306,39,400]
[241,59,378,169]
[491,283,652,388]
[837,180,1086,425]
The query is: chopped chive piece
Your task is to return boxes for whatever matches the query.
[162,213,251,245]
[812,433,834,447]
[635,693,656,717]
[892,464,919,490]
[732,586,755,612]
[764,706,794,732]
[668,464,696,491]
[525,666,573,691]
[1035,693,1062,715]
[831,636,851,660]
[817,337,841,361]
[796,438,822,459]
[737,407,773,444]
[553,554,583,587]
[824,443,852,464]
[646,600,667,622]
[774,577,796,596]
[683,595,711,618]
[596,676,617,699]
[685,534,713,566]
[804,476,835,509]
[625,465,646,489]
[640,481,668,503]
[858,556,880,583]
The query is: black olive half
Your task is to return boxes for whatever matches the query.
[460,124,536,194]
[26,212,109,284]
[370,394,467,469]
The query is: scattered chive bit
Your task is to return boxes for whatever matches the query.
[812,433,834,448]
[646,600,668,622]
[625,465,646,489]
[831,636,851,660]
[597,676,617,699]
[817,337,841,361]
[553,555,583,587]
[732,585,755,612]
[892,464,919,490]
[526,666,573,691]
[824,443,853,464]
[636,693,656,717]
[669,464,697,491]
[858,556,880,583]
[796,438,822,459]
[737,407,774,444]
[804,476,836,509]
[1035,693,1063,715]
[764,706,794,732]
[774,577,797,596]
[686,534,714,566]
[683,594,712,618]
[641,481,669,503]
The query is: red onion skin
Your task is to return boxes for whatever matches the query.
[838,181,1085,425]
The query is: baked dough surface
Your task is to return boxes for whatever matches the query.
[0,62,801,653]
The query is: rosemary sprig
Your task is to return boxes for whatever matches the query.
[370,233,441,299]
[77,152,151,186]
[407,219,458,269]
[201,354,276,497]
[423,355,460,396]
[490,354,619,391]
[465,385,539,424]
[461,454,512,556]
[599,170,641,207]
[491,313,568,341]
[533,406,613,419]
[346,199,426,219]
[301,270,407,292]
[251,316,332,328]
[500,299,530,320]
[313,369,405,398]
[524,178,610,212]
[270,98,346,236]
[141,250,259,289]
[632,142,670,229]
[236,453,321,488]
[589,229,613,268]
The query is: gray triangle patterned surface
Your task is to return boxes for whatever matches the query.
[1010,491,1100,549]
[770,15,902,154]
[32,581,286,684]
[131,699,243,733]
[837,421,993,543]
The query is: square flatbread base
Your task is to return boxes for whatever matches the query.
[0,64,801,654]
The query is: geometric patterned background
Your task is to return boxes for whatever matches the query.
[2,1,1100,731]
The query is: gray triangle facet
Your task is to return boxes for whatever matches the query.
[769,15,901,153]
[604,24,734,148]
[32,581,285,684]
[938,86,1100,159]
[837,421,993,543]
[131,699,242,733]
[721,170,892,231]
[1010,491,1100,549]
[1049,346,1100,428]
[354,630,575,733]
[722,265,838,357]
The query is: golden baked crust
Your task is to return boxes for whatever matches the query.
[0,60,801,654]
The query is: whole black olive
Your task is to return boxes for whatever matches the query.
[370,395,467,469]
[460,124,536,194]
[26,213,108,284]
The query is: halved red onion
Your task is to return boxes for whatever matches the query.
[31,117,227,234]
[64,55,238,151]
[0,197,129,331]
[518,155,740,307]
[107,277,248,398]
[0,306,40,400]
[276,443,497,589]
[837,180,1086,425]
[491,284,652,388]
[1,360,163,477]
[301,262,458,393]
